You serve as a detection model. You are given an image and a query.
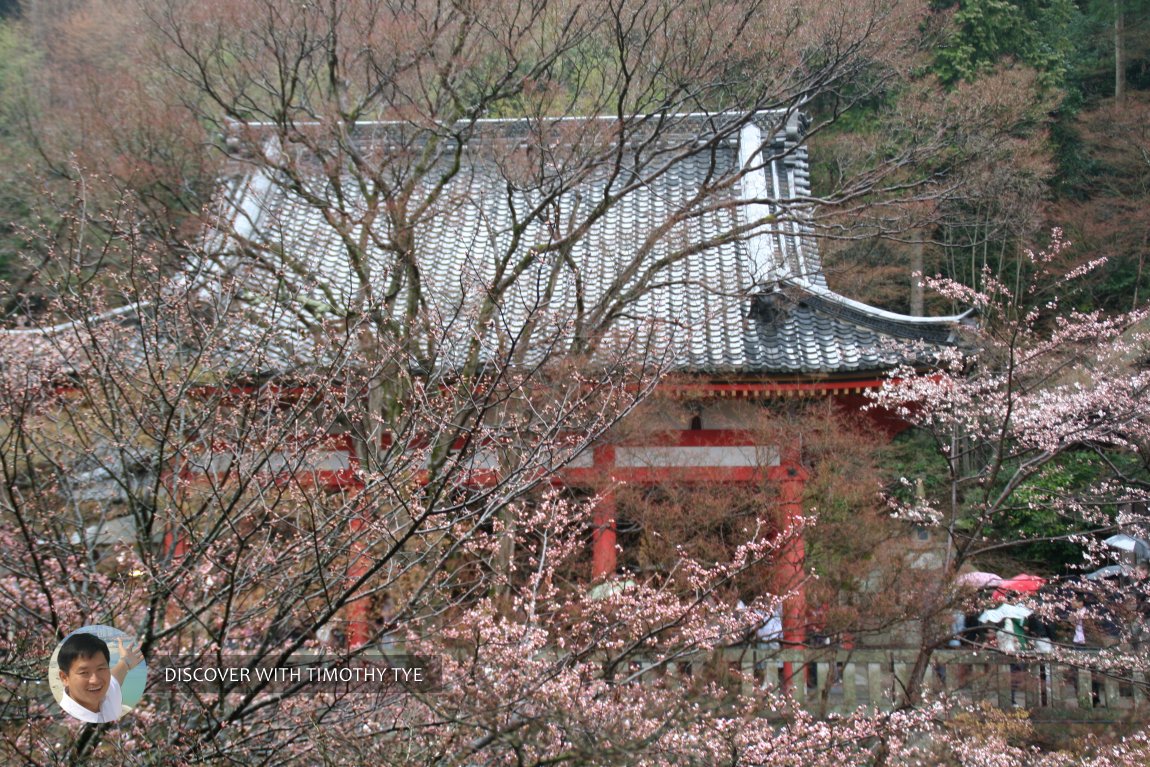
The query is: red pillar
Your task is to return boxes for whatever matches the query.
[767,461,808,694]
[591,445,617,580]
[776,463,808,648]
[159,467,188,560]
[346,500,371,649]
[161,528,188,559]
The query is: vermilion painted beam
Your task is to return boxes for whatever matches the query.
[565,466,764,484]
[612,429,757,446]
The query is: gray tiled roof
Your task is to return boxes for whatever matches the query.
[210,112,967,376]
[747,284,965,374]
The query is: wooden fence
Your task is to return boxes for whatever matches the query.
[643,647,1148,718]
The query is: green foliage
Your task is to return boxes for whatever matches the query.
[885,428,952,504]
[1048,114,1096,199]
[984,452,1129,570]
[883,434,1129,573]
[0,20,43,284]
[932,0,1079,88]
[0,22,38,138]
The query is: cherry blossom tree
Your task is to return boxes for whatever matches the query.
[0,0,1148,759]
[0,192,928,766]
[6,212,1150,765]
[870,230,1150,706]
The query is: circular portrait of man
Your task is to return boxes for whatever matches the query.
[48,625,146,724]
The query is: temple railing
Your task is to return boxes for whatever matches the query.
[633,647,1148,718]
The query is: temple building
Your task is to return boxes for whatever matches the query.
[205,110,971,645]
[25,111,970,647]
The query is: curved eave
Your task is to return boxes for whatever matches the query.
[795,281,976,327]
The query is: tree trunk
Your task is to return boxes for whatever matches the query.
[910,237,924,317]
[902,635,935,707]
[1116,0,1126,103]
[1134,230,1146,310]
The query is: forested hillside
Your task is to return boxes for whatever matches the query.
[818,0,1150,315]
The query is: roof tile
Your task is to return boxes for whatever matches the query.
[211,114,966,377]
